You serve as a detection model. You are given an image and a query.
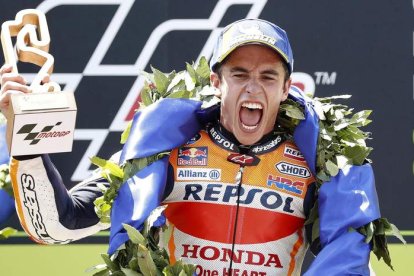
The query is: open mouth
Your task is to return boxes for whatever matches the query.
[239,102,263,131]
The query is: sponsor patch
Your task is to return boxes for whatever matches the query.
[267,174,304,195]
[227,153,260,166]
[178,147,208,166]
[275,162,311,178]
[21,174,70,243]
[208,126,237,151]
[251,136,283,154]
[283,146,305,161]
[177,168,221,181]
[185,133,201,145]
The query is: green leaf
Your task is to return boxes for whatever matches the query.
[127,258,140,272]
[0,164,13,197]
[333,119,350,131]
[304,202,319,226]
[342,145,372,165]
[92,268,110,276]
[312,100,326,120]
[350,110,372,125]
[315,95,352,102]
[167,90,192,99]
[185,63,197,90]
[0,227,17,239]
[121,121,133,144]
[280,104,305,120]
[336,155,350,169]
[389,223,406,244]
[195,57,210,86]
[325,159,339,177]
[162,224,173,249]
[316,170,330,183]
[137,244,158,276]
[123,224,146,245]
[151,67,170,95]
[311,218,320,243]
[90,156,124,179]
[101,253,120,272]
[121,267,143,276]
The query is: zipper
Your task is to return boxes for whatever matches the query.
[228,165,244,275]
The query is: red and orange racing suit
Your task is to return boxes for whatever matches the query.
[10,123,315,275]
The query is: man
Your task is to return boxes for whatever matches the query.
[0,19,379,275]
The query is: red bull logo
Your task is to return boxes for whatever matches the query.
[178,147,208,166]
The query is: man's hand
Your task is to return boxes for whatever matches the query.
[0,64,50,117]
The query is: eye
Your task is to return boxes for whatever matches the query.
[262,75,276,81]
[232,73,248,79]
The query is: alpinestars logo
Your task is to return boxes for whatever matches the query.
[17,122,70,145]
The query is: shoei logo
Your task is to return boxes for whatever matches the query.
[275,162,311,178]
[17,122,71,145]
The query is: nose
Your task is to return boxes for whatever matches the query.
[245,77,262,94]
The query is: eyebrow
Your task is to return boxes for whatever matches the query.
[229,66,279,76]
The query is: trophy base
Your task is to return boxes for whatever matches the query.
[7,92,77,156]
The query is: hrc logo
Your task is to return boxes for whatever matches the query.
[267,174,304,196]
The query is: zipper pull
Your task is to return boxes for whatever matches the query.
[235,166,244,185]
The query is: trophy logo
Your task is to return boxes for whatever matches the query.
[1,9,77,156]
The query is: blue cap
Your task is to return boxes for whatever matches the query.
[210,18,294,74]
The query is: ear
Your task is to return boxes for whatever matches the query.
[210,72,222,97]
[281,78,291,101]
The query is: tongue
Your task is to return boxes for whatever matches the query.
[240,107,262,126]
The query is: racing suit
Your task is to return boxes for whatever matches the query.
[10,91,379,275]
[10,122,315,275]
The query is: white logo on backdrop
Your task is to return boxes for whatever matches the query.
[28,0,314,181]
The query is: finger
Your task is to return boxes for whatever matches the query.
[0,64,13,76]
[40,74,50,84]
[0,90,24,109]
[1,72,27,86]
[1,81,31,94]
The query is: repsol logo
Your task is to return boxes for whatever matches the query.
[183,183,294,213]
[276,162,311,178]
[283,146,305,161]
[209,127,236,151]
[177,168,221,181]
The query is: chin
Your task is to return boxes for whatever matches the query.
[234,131,262,146]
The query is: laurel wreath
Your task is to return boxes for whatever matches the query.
[0,162,17,240]
[89,57,403,274]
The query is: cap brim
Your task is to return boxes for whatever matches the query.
[217,40,290,70]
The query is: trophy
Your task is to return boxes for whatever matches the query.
[1,9,77,156]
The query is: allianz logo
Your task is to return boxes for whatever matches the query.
[177,168,221,181]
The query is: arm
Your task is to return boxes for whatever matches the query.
[304,164,380,275]
[289,87,380,274]
[0,64,109,243]
[11,154,109,244]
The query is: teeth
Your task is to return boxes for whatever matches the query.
[242,102,263,109]
[242,123,259,130]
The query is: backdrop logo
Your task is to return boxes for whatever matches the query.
[17,122,70,145]
[37,0,321,182]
